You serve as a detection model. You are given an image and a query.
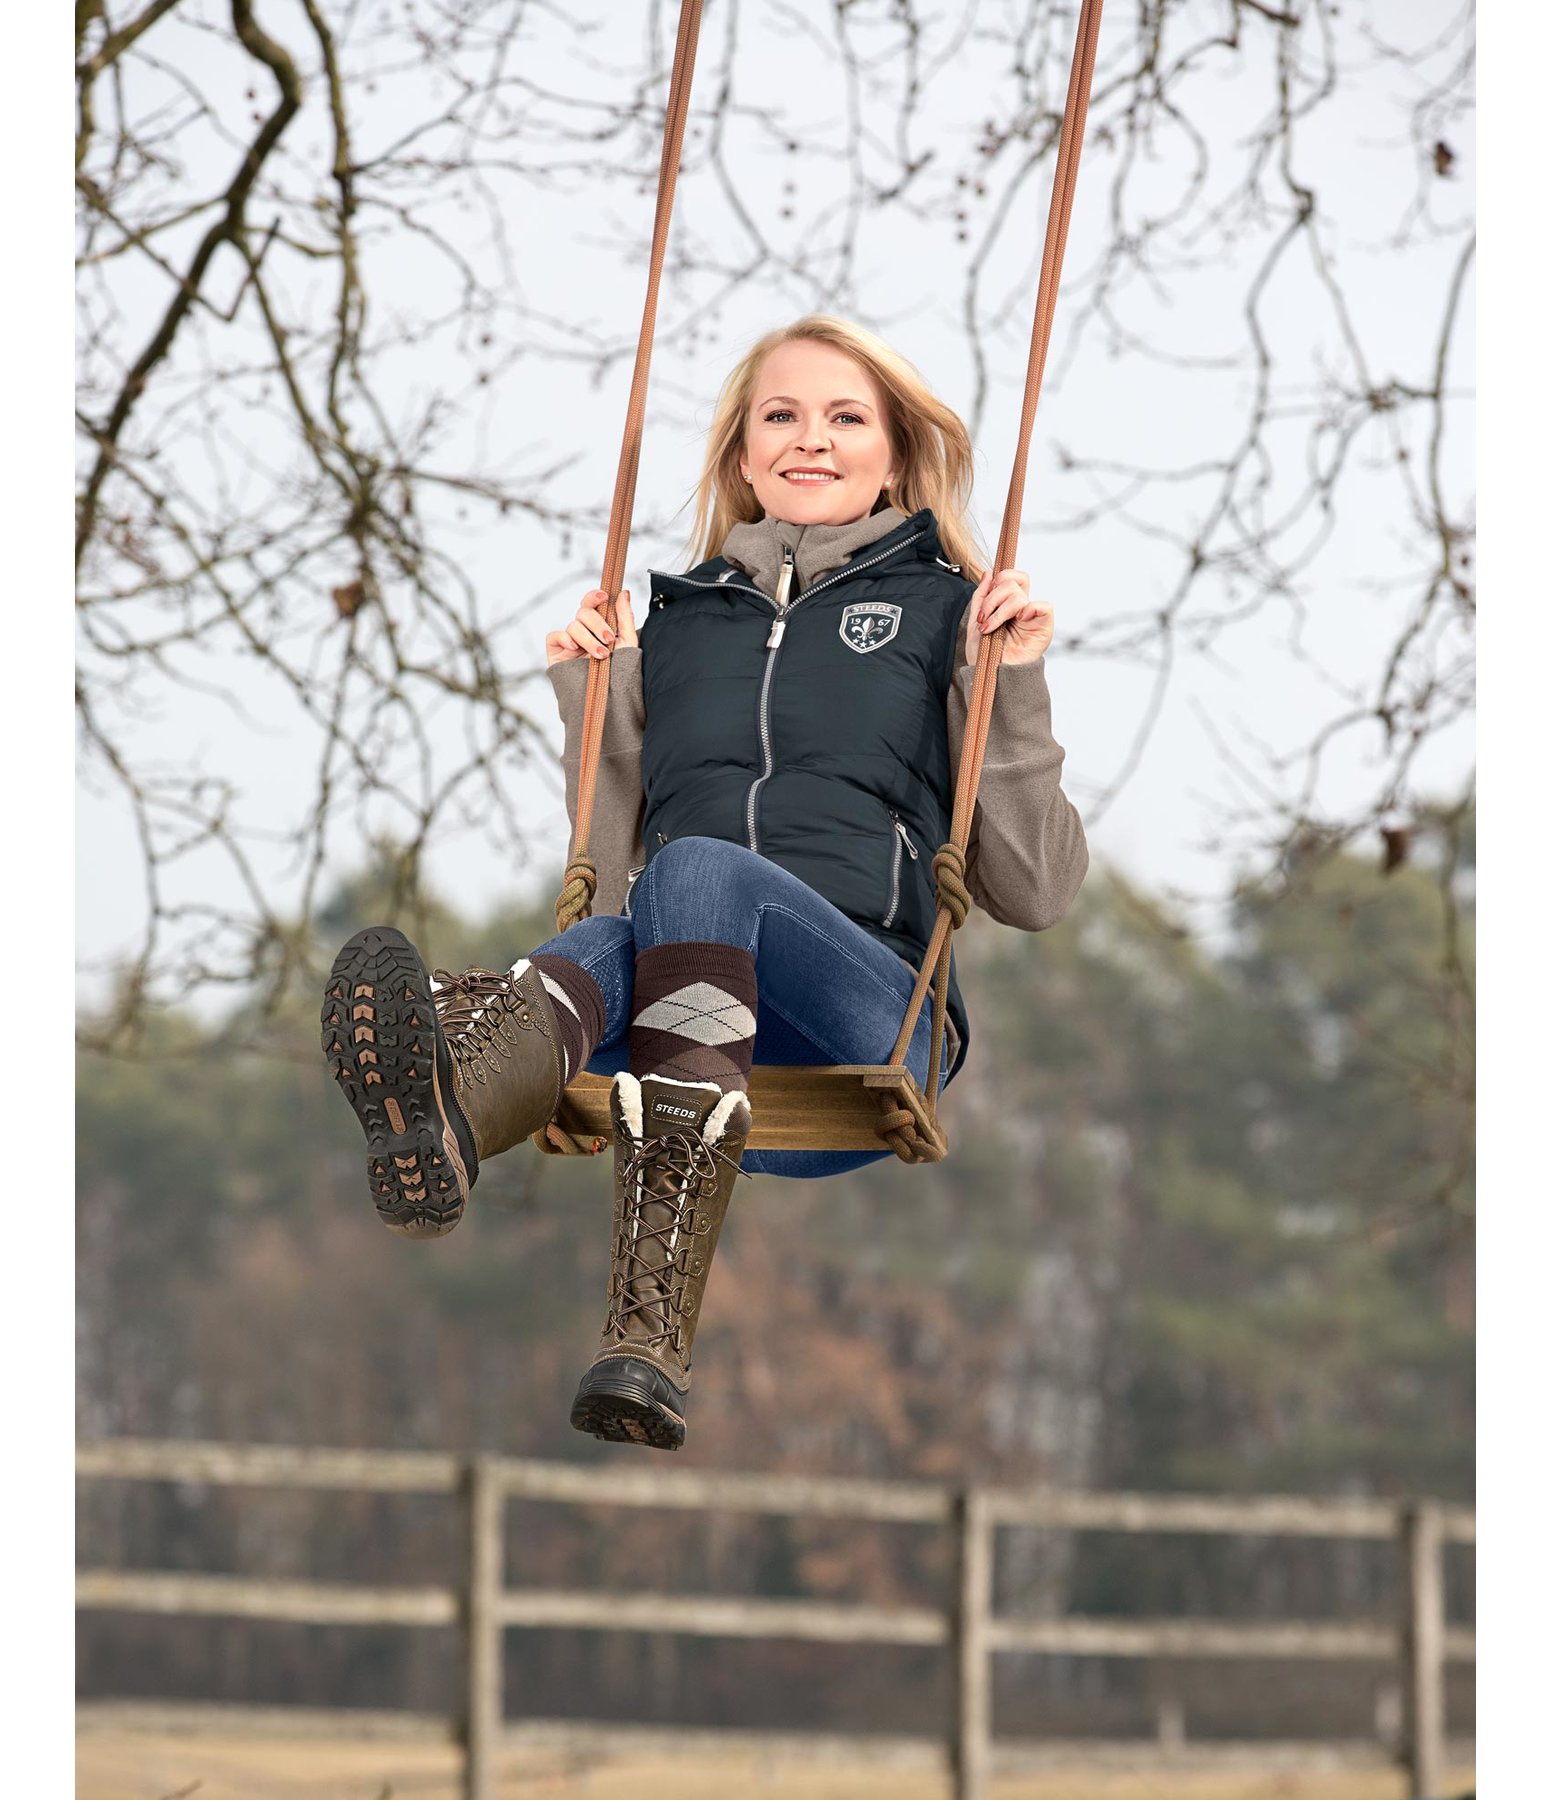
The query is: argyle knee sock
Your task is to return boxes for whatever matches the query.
[527,954,608,1085]
[628,942,759,1092]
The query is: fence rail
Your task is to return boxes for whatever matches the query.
[76,1437,1475,1800]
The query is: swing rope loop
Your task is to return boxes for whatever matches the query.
[930,844,971,930]
[555,856,599,935]
[549,0,1106,1162]
[876,1104,944,1165]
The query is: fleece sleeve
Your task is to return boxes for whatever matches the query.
[545,647,648,918]
[945,617,1089,931]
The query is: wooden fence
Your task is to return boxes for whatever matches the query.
[75,1438,1475,1800]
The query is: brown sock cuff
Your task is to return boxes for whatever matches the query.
[630,941,759,1089]
[633,941,758,1010]
[529,954,608,1078]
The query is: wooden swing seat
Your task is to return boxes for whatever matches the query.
[535,1064,948,1158]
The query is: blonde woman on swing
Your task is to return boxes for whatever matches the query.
[323,315,1087,1450]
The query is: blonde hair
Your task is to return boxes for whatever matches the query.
[684,315,987,583]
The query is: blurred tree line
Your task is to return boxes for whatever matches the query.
[76,814,1473,1742]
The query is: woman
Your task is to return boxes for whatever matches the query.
[323,315,1087,1449]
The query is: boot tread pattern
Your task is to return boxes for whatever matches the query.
[322,927,466,1239]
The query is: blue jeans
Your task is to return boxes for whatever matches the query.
[528,836,956,1178]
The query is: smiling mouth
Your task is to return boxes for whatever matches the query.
[781,471,839,483]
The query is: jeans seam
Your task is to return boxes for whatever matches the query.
[644,885,913,1009]
[757,991,929,1079]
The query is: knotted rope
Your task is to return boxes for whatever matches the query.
[554,855,598,935]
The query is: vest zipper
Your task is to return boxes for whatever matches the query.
[796,529,924,605]
[745,545,795,848]
[882,809,920,929]
[648,531,927,855]
[766,545,794,648]
[646,571,765,600]
[743,530,925,853]
[647,529,923,610]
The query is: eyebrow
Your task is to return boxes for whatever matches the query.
[757,395,875,410]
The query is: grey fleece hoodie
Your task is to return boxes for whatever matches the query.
[546,504,1089,936]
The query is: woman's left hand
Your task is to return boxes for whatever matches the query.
[965,567,1053,667]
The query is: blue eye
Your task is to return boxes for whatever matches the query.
[762,410,866,425]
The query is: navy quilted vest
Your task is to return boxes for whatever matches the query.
[639,508,974,1071]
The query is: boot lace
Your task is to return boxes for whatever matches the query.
[431,965,539,1085]
[608,1128,750,1360]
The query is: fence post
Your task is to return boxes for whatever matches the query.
[463,1456,504,1800]
[1400,1500,1445,1799]
[1155,1687,1186,1754]
[951,1486,992,1800]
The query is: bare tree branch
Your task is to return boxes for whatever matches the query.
[76,0,1475,1041]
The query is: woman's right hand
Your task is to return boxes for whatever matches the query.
[546,588,638,667]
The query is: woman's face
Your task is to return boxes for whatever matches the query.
[739,340,898,527]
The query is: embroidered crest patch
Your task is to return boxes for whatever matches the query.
[839,602,902,655]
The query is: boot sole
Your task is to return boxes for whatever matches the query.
[321,926,476,1239]
[570,1360,687,1452]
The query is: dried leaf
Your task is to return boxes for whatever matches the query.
[1381,826,1410,874]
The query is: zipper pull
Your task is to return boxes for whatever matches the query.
[767,546,795,649]
[774,544,795,610]
[892,814,920,860]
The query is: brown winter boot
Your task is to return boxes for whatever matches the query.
[322,926,565,1239]
[569,1073,753,1451]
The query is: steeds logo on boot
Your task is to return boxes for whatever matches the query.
[651,1100,702,1125]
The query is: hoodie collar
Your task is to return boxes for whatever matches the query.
[718,504,912,599]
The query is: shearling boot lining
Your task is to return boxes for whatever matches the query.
[612,1071,748,1147]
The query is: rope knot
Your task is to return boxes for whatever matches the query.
[874,1105,944,1165]
[555,856,598,932]
[931,843,971,930]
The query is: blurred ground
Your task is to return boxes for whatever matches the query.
[74,1731,1475,1800]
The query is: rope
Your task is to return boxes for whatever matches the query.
[554,856,598,935]
[556,0,706,927]
[540,0,1106,1165]
[881,0,1105,1158]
